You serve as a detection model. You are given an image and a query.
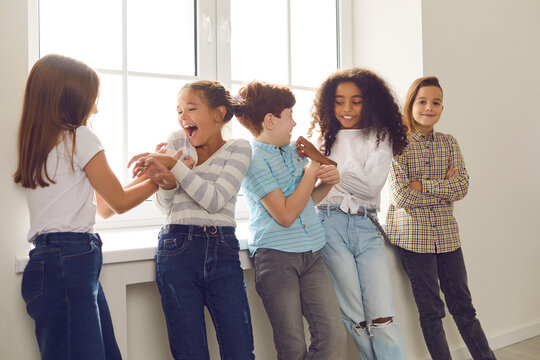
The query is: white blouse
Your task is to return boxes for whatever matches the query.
[319,129,393,213]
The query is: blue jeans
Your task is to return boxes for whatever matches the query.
[155,224,255,360]
[398,247,496,360]
[318,208,405,360]
[21,232,121,360]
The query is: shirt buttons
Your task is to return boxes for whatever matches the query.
[291,170,295,174]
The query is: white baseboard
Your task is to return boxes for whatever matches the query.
[443,321,540,360]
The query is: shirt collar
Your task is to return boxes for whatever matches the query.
[410,129,435,141]
[252,140,294,154]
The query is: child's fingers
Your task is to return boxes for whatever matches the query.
[155,142,168,153]
[127,152,150,168]
[172,149,183,160]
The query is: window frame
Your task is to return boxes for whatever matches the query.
[29,0,353,230]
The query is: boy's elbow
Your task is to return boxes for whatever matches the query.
[274,214,296,227]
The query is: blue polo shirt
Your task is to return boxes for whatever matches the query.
[242,140,326,256]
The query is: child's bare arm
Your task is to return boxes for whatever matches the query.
[260,161,321,227]
[296,136,337,166]
[311,164,340,204]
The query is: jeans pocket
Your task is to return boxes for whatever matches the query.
[157,234,191,256]
[62,241,96,259]
[220,234,240,254]
[21,260,44,304]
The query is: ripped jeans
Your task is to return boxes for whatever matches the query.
[318,207,405,360]
[155,224,255,360]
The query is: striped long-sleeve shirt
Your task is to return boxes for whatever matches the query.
[154,129,252,227]
[385,129,469,253]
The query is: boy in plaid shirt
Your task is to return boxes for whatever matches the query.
[386,76,495,360]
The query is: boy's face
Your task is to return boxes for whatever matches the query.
[412,86,444,135]
[334,81,363,129]
[272,107,296,147]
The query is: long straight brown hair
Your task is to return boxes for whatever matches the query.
[13,54,100,189]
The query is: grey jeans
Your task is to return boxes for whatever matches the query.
[253,248,345,360]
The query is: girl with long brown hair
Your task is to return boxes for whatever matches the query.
[14,54,159,359]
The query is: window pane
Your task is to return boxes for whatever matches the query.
[127,76,187,157]
[127,0,196,75]
[230,0,288,84]
[291,88,316,140]
[90,74,124,181]
[39,0,122,70]
[290,0,337,88]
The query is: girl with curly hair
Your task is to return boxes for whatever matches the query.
[308,67,408,360]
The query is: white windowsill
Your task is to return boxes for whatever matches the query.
[15,220,253,273]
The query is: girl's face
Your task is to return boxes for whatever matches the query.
[177,90,224,147]
[272,107,296,147]
[412,86,444,135]
[334,81,363,129]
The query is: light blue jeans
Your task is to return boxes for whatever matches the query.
[318,207,405,360]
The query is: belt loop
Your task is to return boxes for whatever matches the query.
[362,204,368,218]
[326,204,330,217]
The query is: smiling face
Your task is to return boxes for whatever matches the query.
[272,107,296,147]
[412,85,444,135]
[334,81,363,129]
[177,89,224,147]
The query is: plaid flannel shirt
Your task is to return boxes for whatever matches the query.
[385,129,469,253]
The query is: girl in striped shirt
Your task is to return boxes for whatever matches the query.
[386,76,495,359]
[129,81,255,360]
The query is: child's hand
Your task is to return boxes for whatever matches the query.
[317,164,340,185]
[304,159,322,179]
[445,166,456,179]
[155,142,168,154]
[141,158,178,190]
[296,136,337,166]
[129,149,183,177]
[181,157,196,169]
[408,181,422,192]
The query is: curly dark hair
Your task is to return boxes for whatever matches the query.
[309,67,408,156]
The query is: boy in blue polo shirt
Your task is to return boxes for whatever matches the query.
[237,81,346,360]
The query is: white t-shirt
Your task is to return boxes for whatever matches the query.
[25,126,104,242]
[319,129,393,212]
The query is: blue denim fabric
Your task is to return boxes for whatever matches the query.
[21,232,121,360]
[155,224,255,360]
[398,247,496,360]
[318,208,405,360]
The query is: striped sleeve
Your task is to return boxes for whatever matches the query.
[153,186,176,214]
[421,136,469,201]
[170,139,251,213]
[242,155,281,201]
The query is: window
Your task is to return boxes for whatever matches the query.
[38,0,352,228]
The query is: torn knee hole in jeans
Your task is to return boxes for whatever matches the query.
[371,317,393,328]
[352,321,367,335]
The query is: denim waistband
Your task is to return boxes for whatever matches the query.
[159,224,235,237]
[33,232,101,246]
[316,204,377,216]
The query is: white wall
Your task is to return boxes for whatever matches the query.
[351,0,540,359]
[2,0,540,359]
[0,1,39,359]
[421,0,540,355]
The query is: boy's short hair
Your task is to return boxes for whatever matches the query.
[237,81,296,136]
